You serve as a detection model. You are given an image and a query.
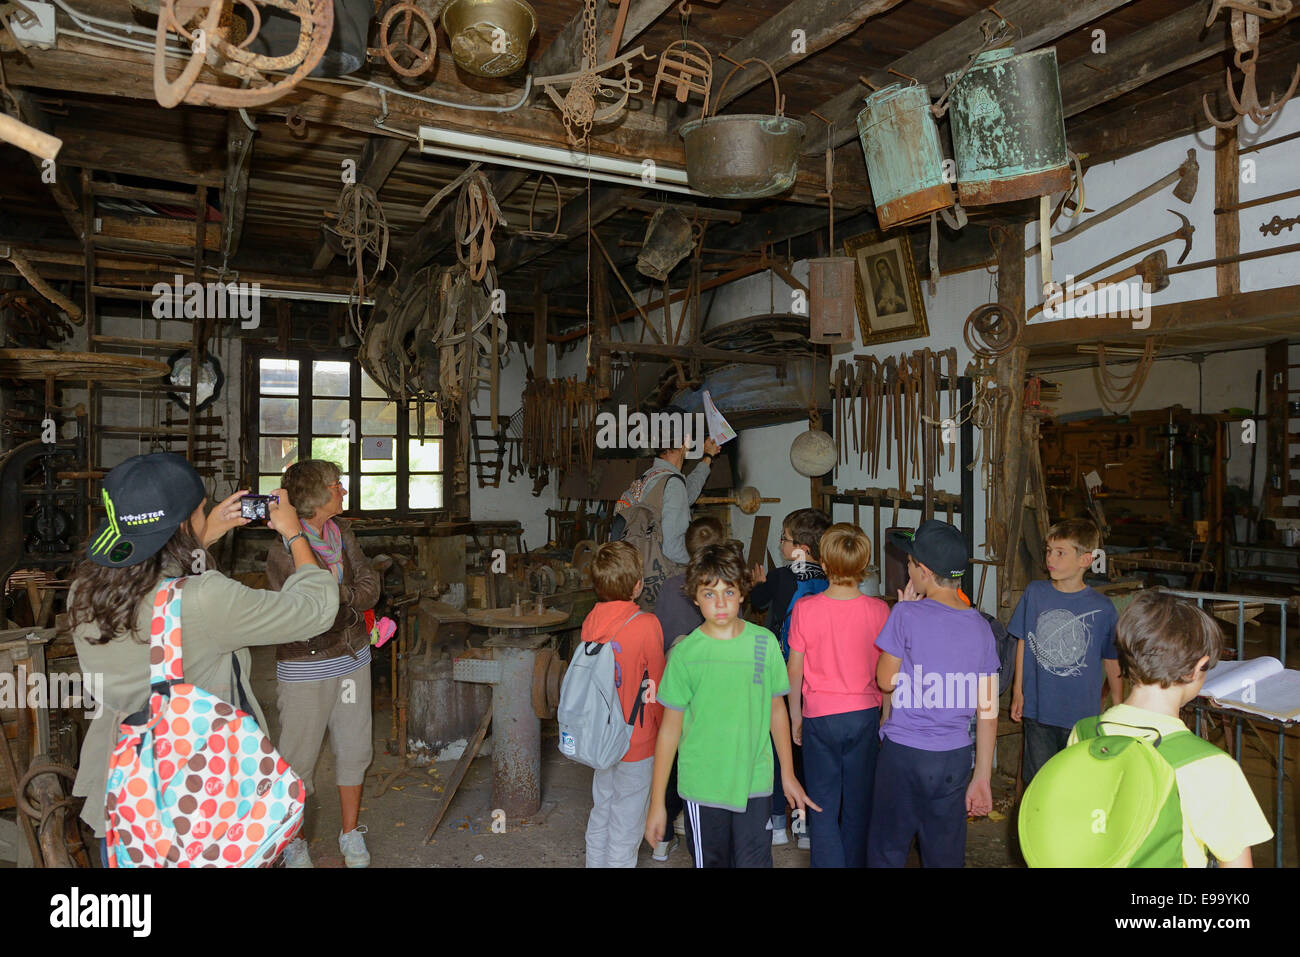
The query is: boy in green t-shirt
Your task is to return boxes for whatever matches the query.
[644,541,820,867]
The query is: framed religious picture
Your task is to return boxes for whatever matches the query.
[844,230,928,346]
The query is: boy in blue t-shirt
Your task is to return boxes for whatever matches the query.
[1009,517,1123,785]
[869,520,999,868]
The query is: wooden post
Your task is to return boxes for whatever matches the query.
[1215,128,1240,297]
[592,257,611,398]
[992,223,1027,614]
[532,273,548,381]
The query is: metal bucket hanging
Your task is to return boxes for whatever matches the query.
[679,58,806,199]
[441,0,537,77]
[856,83,954,230]
[946,47,1071,206]
[636,207,695,281]
[807,257,856,344]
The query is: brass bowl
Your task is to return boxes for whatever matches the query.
[440,0,537,77]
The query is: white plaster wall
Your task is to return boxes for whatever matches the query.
[467,340,557,550]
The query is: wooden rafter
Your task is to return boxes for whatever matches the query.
[5,91,83,241]
[797,0,1142,154]
[681,0,908,130]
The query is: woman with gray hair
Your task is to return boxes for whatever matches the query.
[266,459,380,868]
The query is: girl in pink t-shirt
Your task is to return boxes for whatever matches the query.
[787,523,889,868]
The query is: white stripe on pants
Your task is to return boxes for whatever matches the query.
[585,756,654,868]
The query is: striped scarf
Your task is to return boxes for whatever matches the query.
[302,518,344,582]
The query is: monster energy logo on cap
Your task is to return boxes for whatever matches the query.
[86,453,206,568]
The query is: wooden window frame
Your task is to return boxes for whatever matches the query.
[243,343,453,519]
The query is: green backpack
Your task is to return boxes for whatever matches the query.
[1018,718,1222,868]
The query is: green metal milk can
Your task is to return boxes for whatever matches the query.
[856,83,954,230]
[946,47,1071,206]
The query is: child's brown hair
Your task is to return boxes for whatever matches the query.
[685,516,725,559]
[1047,517,1101,554]
[783,507,832,559]
[820,523,871,586]
[685,541,750,600]
[590,540,643,602]
[1115,590,1222,688]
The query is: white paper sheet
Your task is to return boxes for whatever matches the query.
[701,390,736,446]
[1200,656,1282,700]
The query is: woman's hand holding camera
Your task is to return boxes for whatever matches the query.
[203,489,252,547]
[266,489,302,538]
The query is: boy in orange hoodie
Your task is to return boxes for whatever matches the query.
[583,541,667,868]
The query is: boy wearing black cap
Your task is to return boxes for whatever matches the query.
[868,520,999,867]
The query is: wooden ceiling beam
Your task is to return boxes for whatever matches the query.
[4,90,84,242]
[687,0,908,128]
[1069,34,1300,166]
[798,0,1141,155]
[310,135,408,270]
[1061,7,1300,120]
[3,37,872,208]
[495,184,629,275]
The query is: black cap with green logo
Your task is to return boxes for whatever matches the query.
[87,453,206,567]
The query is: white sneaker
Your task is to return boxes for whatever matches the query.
[673,812,685,837]
[653,837,679,862]
[282,837,312,868]
[770,818,789,846]
[797,835,810,850]
[339,826,370,868]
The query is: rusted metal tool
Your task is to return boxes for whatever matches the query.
[379,1,437,78]
[1260,212,1300,235]
[154,0,334,109]
[1031,249,1171,319]
[1028,150,1198,256]
[1204,1,1300,128]
[1071,210,1194,285]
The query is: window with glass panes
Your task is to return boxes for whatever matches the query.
[250,350,446,514]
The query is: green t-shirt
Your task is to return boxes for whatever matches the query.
[657,622,789,812]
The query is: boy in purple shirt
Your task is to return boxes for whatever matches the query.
[869,520,999,867]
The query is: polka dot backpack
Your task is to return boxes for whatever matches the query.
[105,577,305,867]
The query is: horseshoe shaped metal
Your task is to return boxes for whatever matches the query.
[380,1,437,78]
[154,0,334,109]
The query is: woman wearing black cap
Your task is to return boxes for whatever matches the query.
[66,452,340,865]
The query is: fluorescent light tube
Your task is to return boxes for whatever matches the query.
[418,126,699,196]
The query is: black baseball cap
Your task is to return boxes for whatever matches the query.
[887,520,968,581]
[87,453,206,567]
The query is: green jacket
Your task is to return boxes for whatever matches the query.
[71,562,339,836]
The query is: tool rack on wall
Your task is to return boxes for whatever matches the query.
[818,374,976,586]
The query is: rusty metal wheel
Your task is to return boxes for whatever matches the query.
[380,1,436,78]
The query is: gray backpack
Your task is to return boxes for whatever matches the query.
[613,472,686,610]
[557,612,649,770]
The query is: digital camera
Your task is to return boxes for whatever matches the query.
[240,494,278,520]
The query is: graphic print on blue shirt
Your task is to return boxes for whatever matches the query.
[1009,580,1118,730]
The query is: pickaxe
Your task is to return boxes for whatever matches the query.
[1025,149,1199,257]
[1030,250,1170,319]
[1072,210,1194,285]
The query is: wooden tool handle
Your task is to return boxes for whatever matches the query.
[0,112,62,161]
